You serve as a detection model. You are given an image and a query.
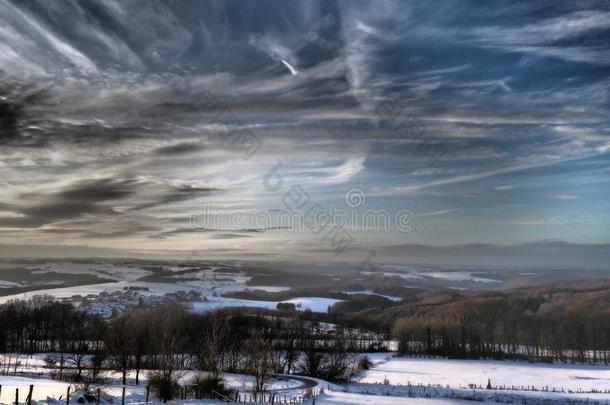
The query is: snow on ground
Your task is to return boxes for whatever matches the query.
[132,394,474,405]
[0,281,289,305]
[424,271,500,283]
[0,280,338,314]
[2,356,610,404]
[0,262,298,314]
[340,290,402,301]
[0,372,305,404]
[244,286,290,293]
[29,262,153,282]
[7,264,267,297]
[363,265,502,284]
[0,280,23,288]
[361,271,423,280]
[0,375,69,403]
[167,268,250,284]
[360,357,610,393]
[315,391,479,404]
[191,296,341,313]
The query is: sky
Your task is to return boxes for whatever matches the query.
[0,0,609,268]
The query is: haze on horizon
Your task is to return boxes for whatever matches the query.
[0,0,609,269]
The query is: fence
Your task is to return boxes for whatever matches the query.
[1,383,324,405]
[330,382,610,405]
[231,388,324,404]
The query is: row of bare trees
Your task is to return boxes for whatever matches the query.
[0,297,371,396]
[393,297,610,363]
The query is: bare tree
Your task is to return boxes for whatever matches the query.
[65,339,89,382]
[128,311,150,385]
[193,313,230,379]
[147,304,188,402]
[244,333,273,393]
[105,315,133,385]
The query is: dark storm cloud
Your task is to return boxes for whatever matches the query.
[55,178,136,202]
[209,234,254,240]
[130,184,221,211]
[0,178,138,228]
[0,174,223,243]
[154,143,206,156]
[0,77,53,146]
[0,100,22,140]
[83,226,161,239]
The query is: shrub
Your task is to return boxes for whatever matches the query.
[191,374,234,399]
[148,371,179,402]
[71,385,112,403]
[358,356,373,371]
[276,302,297,311]
[43,354,57,369]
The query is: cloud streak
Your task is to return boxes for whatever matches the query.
[0,0,608,264]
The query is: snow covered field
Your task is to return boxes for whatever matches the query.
[191,296,341,313]
[0,376,68,404]
[315,392,474,404]
[0,373,306,404]
[364,265,502,284]
[2,355,610,404]
[340,290,402,301]
[28,262,153,282]
[0,281,287,304]
[0,261,343,314]
[360,357,610,393]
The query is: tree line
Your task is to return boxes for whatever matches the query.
[393,292,610,363]
[0,296,382,399]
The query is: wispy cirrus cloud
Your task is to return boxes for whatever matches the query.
[0,0,609,261]
[550,193,580,200]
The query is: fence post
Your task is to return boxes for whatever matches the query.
[145,385,150,403]
[27,385,33,405]
[121,387,125,405]
[15,388,18,405]
[66,386,70,405]
[96,388,100,405]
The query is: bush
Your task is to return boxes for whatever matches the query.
[191,374,234,399]
[71,385,112,403]
[43,354,57,368]
[148,371,179,402]
[276,302,297,311]
[358,356,373,370]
